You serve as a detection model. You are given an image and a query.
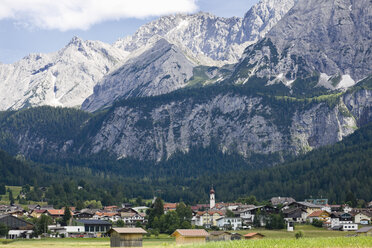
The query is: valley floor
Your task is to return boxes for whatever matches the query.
[1,226,371,248]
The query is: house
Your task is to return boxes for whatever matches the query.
[74,209,95,219]
[330,212,358,231]
[104,206,118,212]
[356,226,372,236]
[47,209,67,219]
[171,229,209,245]
[307,210,330,224]
[93,212,121,222]
[121,212,146,226]
[216,217,242,230]
[7,230,33,239]
[282,208,307,223]
[27,204,41,211]
[108,228,147,247]
[287,202,322,216]
[0,215,34,239]
[353,212,371,225]
[239,205,276,225]
[30,209,47,218]
[163,203,177,213]
[270,197,296,207]
[193,211,224,227]
[244,233,265,239]
[207,231,231,241]
[76,219,112,234]
[367,201,372,208]
[48,225,84,238]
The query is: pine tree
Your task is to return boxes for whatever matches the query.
[61,206,72,226]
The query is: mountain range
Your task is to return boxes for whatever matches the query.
[0,0,371,164]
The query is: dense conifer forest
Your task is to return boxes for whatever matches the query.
[1,122,371,207]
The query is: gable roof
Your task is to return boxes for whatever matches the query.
[171,229,209,237]
[108,228,147,234]
[244,232,265,237]
[308,210,329,218]
[47,209,65,215]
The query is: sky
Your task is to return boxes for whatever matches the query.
[0,0,258,64]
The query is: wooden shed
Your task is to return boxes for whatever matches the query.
[207,231,231,241]
[171,229,209,245]
[108,228,147,247]
[244,232,265,240]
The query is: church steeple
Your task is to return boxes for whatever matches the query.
[210,186,215,209]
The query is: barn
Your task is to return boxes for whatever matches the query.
[108,228,147,247]
[171,229,209,245]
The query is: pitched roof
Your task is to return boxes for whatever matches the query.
[171,229,209,237]
[109,228,147,234]
[164,203,177,209]
[244,232,265,237]
[47,209,65,215]
[308,210,328,217]
[356,226,372,233]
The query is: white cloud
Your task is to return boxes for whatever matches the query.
[0,0,198,31]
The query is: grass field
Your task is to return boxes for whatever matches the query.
[184,237,372,248]
[0,237,176,248]
[1,236,371,248]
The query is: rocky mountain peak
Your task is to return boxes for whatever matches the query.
[82,38,195,112]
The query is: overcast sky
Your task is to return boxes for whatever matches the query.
[0,0,258,64]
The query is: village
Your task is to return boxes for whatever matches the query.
[1,187,372,247]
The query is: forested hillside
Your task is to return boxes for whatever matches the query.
[1,122,371,206]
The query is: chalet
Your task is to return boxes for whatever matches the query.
[307,210,330,224]
[47,209,66,219]
[121,212,146,226]
[356,226,372,236]
[353,212,371,225]
[76,219,112,234]
[108,228,147,247]
[74,209,95,219]
[239,205,276,225]
[244,233,265,239]
[207,231,231,241]
[216,217,242,230]
[93,212,121,222]
[368,201,372,208]
[287,202,322,215]
[171,229,209,245]
[30,209,47,218]
[282,208,307,223]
